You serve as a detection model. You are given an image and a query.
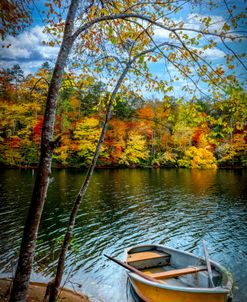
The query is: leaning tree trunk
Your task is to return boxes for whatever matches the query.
[9,1,79,301]
[48,41,167,302]
[47,62,132,302]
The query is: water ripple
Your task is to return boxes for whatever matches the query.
[0,168,247,302]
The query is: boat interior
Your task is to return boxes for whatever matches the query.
[126,246,223,289]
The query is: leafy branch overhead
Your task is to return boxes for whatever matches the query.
[40,0,247,96]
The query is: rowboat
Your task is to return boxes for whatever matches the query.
[123,244,233,302]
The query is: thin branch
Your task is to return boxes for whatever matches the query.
[125,18,211,96]
[164,53,209,98]
[72,13,176,41]
[122,0,190,19]
[223,0,247,30]
[29,77,49,98]
[73,10,247,44]
[221,36,247,71]
[94,55,126,66]
[48,39,180,302]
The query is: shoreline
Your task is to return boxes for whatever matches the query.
[0,164,246,170]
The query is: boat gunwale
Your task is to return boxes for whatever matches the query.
[124,244,232,294]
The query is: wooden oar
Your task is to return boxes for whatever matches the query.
[104,254,164,284]
[203,240,215,288]
[104,254,207,283]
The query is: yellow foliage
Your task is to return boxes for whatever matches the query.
[178,146,217,169]
[73,117,105,164]
[53,134,71,165]
[197,132,209,148]
[217,133,247,166]
[120,131,149,166]
[70,96,80,109]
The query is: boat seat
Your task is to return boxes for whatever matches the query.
[127,250,170,269]
[149,266,208,280]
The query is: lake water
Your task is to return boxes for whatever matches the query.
[0,168,247,301]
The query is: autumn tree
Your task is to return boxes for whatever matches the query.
[120,130,149,166]
[47,1,247,299]
[0,65,43,167]
[212,87,247,166]
[78,81,106,117]
[0,65,25,103]
[0,0,32,46]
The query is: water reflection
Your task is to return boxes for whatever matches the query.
[0,168,247,301]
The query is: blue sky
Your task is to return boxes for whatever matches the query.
[0,1,246,99]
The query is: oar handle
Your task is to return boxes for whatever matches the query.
[202,240,215,288]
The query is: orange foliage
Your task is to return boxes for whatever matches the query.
[137,104,154,122]
[33,116,43,142]
[0,64,246,168]
[192,129,203,146]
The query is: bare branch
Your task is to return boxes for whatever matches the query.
[29,77,49,99]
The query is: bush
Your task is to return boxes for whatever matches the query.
[151,151,177,167]
[178,146,217,169]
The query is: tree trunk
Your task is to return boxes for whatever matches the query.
[48,63,132,302]
[48,41,168,302]
[9,1,79,301]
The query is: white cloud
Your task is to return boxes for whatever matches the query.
[187,13,226,33]
[191,46,225,59]
[154,27,171,39]
[0,47,31,59]
[0,25,59,74]
[151,13,229,44]
[201,48,225,59]
[38,45,60,59]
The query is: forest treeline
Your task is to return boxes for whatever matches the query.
[0,63,246,169]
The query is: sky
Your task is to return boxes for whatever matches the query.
[0,1,246,99]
